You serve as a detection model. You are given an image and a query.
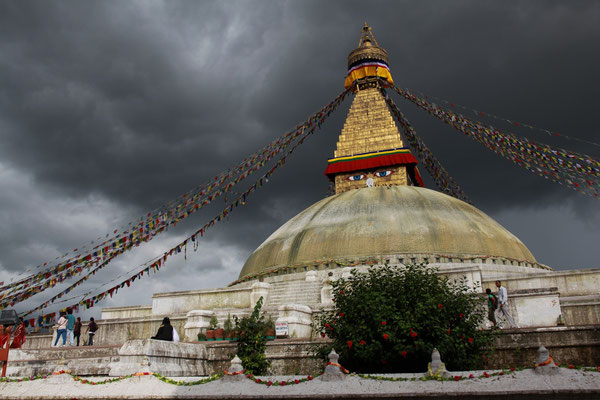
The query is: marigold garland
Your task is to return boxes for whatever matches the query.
[0,365,597,386]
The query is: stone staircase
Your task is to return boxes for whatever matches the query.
[265,280,323,308]
[7,345,120,376]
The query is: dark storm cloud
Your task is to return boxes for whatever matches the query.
[0,1,598,317]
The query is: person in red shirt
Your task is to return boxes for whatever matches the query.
[9,318,26,349]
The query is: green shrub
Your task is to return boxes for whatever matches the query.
[224,313,234,336]
[234,297,270,374]
[208,316,219,330]
[314,263,495,373]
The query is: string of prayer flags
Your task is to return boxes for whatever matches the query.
[380,87,471,203]
[407,89,600,149]
[392,85,600,198]
[2,87,350,311]
[23,87,351,318]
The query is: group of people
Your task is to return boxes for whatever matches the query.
[486,280,518,329]
[53,310,99,347]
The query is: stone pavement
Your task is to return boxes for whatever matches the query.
[1,368,599,400]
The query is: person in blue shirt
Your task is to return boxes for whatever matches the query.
[66,309,76,346]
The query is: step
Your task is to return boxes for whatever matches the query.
[6,345,121,376]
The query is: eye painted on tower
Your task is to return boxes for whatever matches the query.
[347,174,365,181]
[374,170,393,177]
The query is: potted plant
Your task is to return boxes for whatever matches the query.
[197,332,207,342]
[214,326,224,341]
[224,313,233,341]
[206,316,218,341]
[265,315,276,340]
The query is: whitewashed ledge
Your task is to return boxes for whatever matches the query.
[108,339,208,377]
[1,369,599,399]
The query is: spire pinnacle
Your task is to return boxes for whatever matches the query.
[358,23,380,47]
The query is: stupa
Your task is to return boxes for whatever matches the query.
[239,24,545,285]
[12,25,599,378]
[94,26,599,343]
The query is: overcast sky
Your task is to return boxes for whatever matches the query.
[0,1,598,320]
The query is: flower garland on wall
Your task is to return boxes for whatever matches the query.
[0,365,597,386]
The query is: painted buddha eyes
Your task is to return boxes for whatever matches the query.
[347,170,392,181]
[347,174,365,181]
[375,170,393,177]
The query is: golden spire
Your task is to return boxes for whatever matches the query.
[326,25,423,194]
[358,22,380,47]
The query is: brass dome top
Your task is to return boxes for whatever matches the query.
[347,23,389,69]
[239,186,541,280]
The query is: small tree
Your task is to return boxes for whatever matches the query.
[314,264,495,373]
[224,313,234,337]
[208,316,219,330]
[234,297,270,374]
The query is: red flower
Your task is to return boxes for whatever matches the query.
[401,350,408,358]
[454,376,461,381]
[468,337,474,343]
[339,290,343,294]
[267,381,272,386]
[499,371,504,376]
[459,313,464,318]
[381,321,387,326]
[411,331,418,338]
[308,376,313,380]
[339,312,344,317]
[383,333,389,340]
[469,374,474,379]
[438,304,443,309]
[568,365,575,369]
[325,323,330,328]
[280,381,286,386]
[510,368,515,371]
[359,340,366,345]
[321,333,326,338]
[294,379,300,384]
[483,372,489,378]
[446,328,451,335]
[255,379,261,383]
[347,340,353,349]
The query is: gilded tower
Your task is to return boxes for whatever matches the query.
[325,24,423,193]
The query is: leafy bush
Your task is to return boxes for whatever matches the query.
[314,264,495,373]
[234,297,271,374]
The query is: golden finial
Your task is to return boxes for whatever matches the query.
[358,23,380,47]
[347,24,388,69]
